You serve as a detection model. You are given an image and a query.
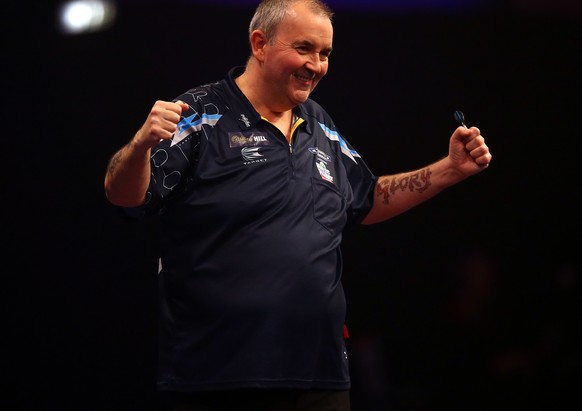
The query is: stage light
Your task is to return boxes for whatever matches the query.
[58,0,117,34]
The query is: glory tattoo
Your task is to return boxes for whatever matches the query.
[376,168,432,204]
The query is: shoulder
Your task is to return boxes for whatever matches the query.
[300,98,330,117]
[300,99,337,129]
[174,80,227,110]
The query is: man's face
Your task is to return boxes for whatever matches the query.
[262,2,333,108]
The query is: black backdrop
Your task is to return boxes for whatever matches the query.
[4,1,581,410]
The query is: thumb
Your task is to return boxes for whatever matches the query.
[175,100,190,114]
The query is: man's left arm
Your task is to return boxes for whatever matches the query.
[362,126,492,225]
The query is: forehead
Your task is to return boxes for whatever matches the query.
[276,3,333,45]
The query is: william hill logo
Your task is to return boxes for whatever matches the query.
[229,132,270,148]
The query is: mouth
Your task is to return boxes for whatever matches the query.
[293,71,315,84]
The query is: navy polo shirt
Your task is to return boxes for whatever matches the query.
[125,66,378,392]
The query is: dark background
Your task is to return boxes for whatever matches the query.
[3,0,581,410]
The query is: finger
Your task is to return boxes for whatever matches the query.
[471,147,492,167]
[469,126,481,135]
[465,135,486,151]
[461,127,480,141]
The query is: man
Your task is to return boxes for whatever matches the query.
[104,0,492,410]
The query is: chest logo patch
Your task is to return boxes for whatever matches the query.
[229,132,271,148]
[309,147,332,162]
[241,146,266,164]
[309,147,334,184]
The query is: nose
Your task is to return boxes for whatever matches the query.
[305,53,326,75]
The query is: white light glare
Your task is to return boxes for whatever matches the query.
[59,0,117,35]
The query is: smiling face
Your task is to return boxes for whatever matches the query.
[257,1,333,110]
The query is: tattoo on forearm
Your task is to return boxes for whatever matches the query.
[107,150,123,176]
[376,168,432,204]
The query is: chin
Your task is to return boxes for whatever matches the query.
[291,90,311,104]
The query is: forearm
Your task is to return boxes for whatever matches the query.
[104,138,151,207]
[362,156,465,224]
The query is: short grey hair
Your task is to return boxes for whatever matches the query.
[248,0,334,43]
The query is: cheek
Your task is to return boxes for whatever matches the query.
[279,51,304,66]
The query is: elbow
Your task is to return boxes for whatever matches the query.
[360,213,382,225]
[360,209,382,225]
[105,192,146,208]
[104,179,146,208]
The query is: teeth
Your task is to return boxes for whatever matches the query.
[295,73,313,82]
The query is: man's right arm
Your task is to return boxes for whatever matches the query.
[104,136,152,207]
[104,100,190,207]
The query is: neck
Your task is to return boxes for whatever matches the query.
[235,62,294,121]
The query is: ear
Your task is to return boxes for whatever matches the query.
[250,30,268,62]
